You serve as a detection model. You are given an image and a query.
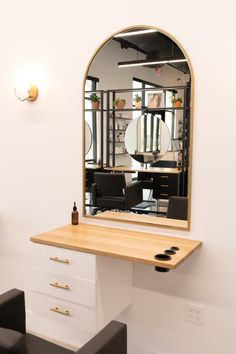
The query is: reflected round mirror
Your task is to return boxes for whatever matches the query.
[125,114,171,164]
[85,122,92,155]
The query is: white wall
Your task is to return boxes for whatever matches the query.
[0,1,236,354]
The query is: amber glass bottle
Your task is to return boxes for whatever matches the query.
[71,202,79,225]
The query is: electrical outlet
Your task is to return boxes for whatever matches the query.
[185,303,205,325]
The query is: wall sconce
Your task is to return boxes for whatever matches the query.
[14,85,38,102]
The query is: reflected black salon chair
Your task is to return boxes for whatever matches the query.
[92,172,142,210]
[0,289,127,354]
[151,160,177,168]
[130,155,154,192]
[85,168,103,193]
[137,172,153,191]
[130,154,145,163]
[167,196,188,220]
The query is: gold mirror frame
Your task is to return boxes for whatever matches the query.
[82,25,194,231]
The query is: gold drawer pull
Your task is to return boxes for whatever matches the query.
[160,184,168,187]
[160,175,168,178]
[49,256,70,264]
[160,193,168,196]
[50,282,70,290]
[50,306,70,316]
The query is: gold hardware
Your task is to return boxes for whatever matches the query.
[50,306,70,316]
[27,86,38,101]
[50,282,70,290]
[160,184,168,187]
[160,193,168,196]
[160,176,168,178]
[49,257,70,264]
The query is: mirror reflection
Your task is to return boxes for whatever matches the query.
[125,114,171,164]
[85,122,92,155]
[84,26,192,229]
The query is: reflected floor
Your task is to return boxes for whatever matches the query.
[85,190,169,217]
[85,192,188,228]
[131,199,168,215]
[85,193,168,217]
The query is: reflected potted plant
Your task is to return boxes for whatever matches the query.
[171,96,183,107]
[86,93,100,110]
[114,98,126,110]
[133,94,142,109]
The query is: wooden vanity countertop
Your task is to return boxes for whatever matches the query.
[30,223,202,270]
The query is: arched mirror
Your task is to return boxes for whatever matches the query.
[83,26,193,230]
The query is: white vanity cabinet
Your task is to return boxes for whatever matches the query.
[29,223,202,347]
[29,243,132,348]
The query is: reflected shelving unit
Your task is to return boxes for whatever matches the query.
[84,85,191,196]
[85,90,106,167]
[105,85,191,197]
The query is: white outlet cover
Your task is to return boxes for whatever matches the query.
[185,303,205,325]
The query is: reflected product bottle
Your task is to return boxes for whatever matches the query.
[71,202,79,225]
[177,152,182,170]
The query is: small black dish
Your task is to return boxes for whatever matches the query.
[170,246,180,251]
[155,266,170,272]
[164,249,176,255]
[154,253,171,261]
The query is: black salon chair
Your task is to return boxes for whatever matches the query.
[0,289,127,354]
[167,196,188,220]
[92,172,142,210]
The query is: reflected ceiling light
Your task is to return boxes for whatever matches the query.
[118,58,187,68]
[114,29,158,38]
[156,67,161,76]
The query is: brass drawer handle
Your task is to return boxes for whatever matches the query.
[160,184,168,187]
[50,306,70,316]
[49,257,70,264]
[160,175,168,178]
[50,282,70,290]
[160,193,168,196]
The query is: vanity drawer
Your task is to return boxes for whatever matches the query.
[33,244,96,281]
[158,183,178,194]
[156,192,171,199]
[153,173,179,199]
[32,292,96,333]
[157,174,178,184]
[155,188,177,199]
[32,268,96,308]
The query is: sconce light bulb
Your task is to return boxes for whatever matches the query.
[14,85,38,102]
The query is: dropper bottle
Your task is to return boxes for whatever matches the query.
[71,202,79,225]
